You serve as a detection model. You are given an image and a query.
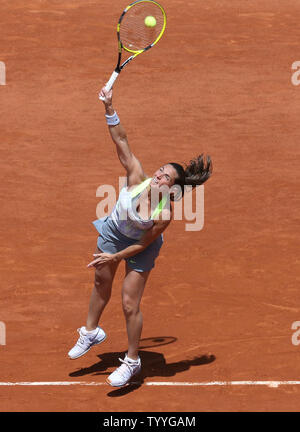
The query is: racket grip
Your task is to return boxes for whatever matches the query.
[99,71,119,101]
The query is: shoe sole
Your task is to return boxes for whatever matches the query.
[106,377,134,388]
[106,370,141,388]
[68,334,107,360]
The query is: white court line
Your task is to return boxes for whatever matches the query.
[0,381,300,388]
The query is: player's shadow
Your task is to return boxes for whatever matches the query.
[69,336,216,397]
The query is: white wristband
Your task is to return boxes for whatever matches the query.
[105,111,120,126]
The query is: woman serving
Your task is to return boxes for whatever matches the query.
[68,87,212,387]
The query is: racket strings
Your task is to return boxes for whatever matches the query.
[120,2,165,51]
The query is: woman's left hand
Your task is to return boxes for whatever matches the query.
[87,253,119,268]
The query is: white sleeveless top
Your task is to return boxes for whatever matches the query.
[110,178,167,240]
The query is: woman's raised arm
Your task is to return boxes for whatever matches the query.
[99,87,146,186]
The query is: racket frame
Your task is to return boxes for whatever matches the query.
[100,0,166,99]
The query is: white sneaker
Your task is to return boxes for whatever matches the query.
[106,354,141,387]
[68,326,106,359]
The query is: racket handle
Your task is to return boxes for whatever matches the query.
[99,71,119,101]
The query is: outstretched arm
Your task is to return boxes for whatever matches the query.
[99,87,146,186]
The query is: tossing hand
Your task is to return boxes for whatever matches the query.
[87,252,119,268]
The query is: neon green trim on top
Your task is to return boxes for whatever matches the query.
[150,195,168,220]
[130,178,167,220]
[130,178,152,198]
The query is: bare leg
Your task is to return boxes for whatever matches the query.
[86,246,120,331]
[122,264,150,360]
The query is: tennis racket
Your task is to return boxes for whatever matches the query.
[99,0,166,100]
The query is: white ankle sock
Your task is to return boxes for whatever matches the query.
[126,355,140,363]
[83,327,98,334]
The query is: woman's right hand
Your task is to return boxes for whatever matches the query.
[99,86,113,106]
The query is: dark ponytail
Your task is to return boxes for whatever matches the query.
[169,154,212,200]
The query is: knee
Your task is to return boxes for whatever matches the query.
[122,296,140,317]
[94,270,111,295]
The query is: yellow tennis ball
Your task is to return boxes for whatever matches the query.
[144,16,156,28]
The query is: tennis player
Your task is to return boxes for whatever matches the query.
[68,87,212,387]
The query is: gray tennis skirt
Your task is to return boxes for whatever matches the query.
[93,216,163,273]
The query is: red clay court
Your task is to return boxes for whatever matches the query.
[0,0,300,411]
